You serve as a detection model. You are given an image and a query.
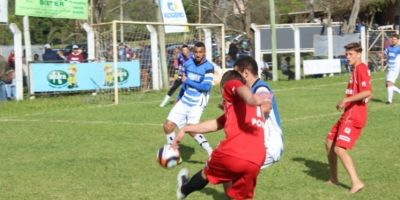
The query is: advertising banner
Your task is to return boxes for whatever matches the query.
[0,0,7,23]
[16,0,88,20]
[303,59,341,75]
[29,61,140,93]
[159,0,188,33]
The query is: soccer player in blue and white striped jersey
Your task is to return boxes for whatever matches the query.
[163,42,214,156]
[384,34,400,104]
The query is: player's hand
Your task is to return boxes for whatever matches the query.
[218,101,224,110]
[336,99,346,111]
[181,75,187,82]
[170,139,180,151]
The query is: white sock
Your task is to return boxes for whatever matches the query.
[193,134,213,155]
[160,95,170,107]
[388,86,394,103]
[166,132,175,144]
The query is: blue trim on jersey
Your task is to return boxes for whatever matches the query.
[251,79,282,128]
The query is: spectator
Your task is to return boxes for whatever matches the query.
[228,39,239,61]
[118,43,127,61]
[280,56,295,80]
[42,44,63,62]
[0,54,8,100]
[139,44,151,90]
[226,54,235,68]
[33,54,40,61]
[66,45,85,63]
[7,50,15,69]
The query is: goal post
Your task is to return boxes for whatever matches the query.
[92,20,225,105]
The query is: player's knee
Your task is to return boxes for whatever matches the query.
[334,146,346,156]
[163,120,175,133]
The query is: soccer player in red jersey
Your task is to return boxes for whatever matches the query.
[325,42,372,193]
[171,70,271,200]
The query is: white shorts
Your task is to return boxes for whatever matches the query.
[261,119,284,169]
[167,100,205,128]
[386,68,400,83]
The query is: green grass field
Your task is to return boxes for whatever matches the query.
[1,71,399,200]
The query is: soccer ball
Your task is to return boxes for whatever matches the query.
[156,144,182,168]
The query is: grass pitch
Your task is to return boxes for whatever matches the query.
[0,71,399,200]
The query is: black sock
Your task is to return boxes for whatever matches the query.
[181,170,209,196]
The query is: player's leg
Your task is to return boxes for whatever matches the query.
[326,139,338,184]
[187,105,213,155]
[326,122,340,184]
[386,69,399,104]
[334,124,364,193]
[160,79,182,107]
[164,101,186,144]
[334,146,364,193]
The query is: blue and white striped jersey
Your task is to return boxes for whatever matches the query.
[384,45,400,70]
[179,58,214,107]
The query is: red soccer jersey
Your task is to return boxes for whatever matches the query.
[214,79,266,166]
[67,53,84,63]
[342,63,372,128]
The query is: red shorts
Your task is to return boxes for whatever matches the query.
[326,120,362,149]
[204,153,261,200]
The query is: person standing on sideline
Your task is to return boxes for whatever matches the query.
[163,42,214,156]
[234,56,284,169]
[326,42,372,194]
[172,70,271,200]
[384,34,400,104]
[66,45,85,63]
[160,45,193,107]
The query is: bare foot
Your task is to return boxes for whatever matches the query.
[350,182,364,194]
[326,179,339,185]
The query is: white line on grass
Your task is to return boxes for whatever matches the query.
[1,101,396,126]
[0,118,163,126]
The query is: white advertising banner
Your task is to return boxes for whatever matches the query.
[303,59,341,75]
[0,0,8,23]
[159,0,188,33]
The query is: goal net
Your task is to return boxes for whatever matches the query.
[92,21,225,104]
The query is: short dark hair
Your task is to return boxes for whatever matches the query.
[181,44,189,49]
[233,56,258,76]
[391,34,399,39]
[220,70,246,88]
[344,42,362,53]
[194,42,205,48]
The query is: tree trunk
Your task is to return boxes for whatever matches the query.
[343,0,360,34]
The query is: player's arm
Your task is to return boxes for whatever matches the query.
[171,117,224,149]
[255,87,272,114]
[336,90,372,111]
[184,68,214,92]
[237,85,272,106]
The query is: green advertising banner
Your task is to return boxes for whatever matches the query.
[16,0,88,20]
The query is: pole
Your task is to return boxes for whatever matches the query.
[120,0,124,43]
[90,0,94,25]
[156,1,169,89]
[198,0,201,23]
[269,0,278,81]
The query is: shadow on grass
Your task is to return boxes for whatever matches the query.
[370,98,385,103]
[200,187,228,200]
[292,157,350,189]
[179,144,204,164]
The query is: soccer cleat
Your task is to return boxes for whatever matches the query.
[176,168,189,200]
[386,101,392,105]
